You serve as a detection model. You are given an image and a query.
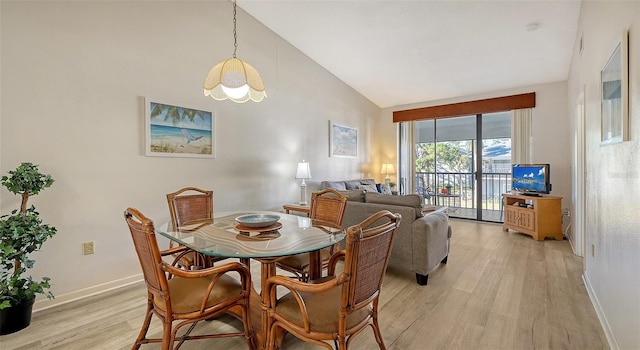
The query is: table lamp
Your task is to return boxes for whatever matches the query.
[380,163,395,186]
[295,160,311,205]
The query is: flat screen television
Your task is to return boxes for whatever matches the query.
[511,163,551,195]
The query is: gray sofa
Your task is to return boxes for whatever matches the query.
[320,179,451,285]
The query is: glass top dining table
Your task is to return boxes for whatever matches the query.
[154,211,345,260]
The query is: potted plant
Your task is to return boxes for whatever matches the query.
[445,184,453,194]
[0,162,57,335]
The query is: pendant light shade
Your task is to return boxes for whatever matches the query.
[203,0,266,103]
[204,58,266,103]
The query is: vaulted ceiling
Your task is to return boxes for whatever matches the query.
[237,0,582,108]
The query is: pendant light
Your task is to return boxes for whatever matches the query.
[203,0,266,103]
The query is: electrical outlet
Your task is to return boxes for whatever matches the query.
[83,241,95,255]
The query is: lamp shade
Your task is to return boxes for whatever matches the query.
[204,58,266,103]
[295,161,311,179]
[380,163,395,175]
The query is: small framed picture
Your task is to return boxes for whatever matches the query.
[329,121,358,158]
[145,98,215,158]
[600,30,629,145]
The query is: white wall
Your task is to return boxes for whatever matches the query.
[0,1,379,309]
[379,81,571,208]
[567,2,640,349]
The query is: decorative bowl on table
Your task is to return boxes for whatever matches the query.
[235,214,280,228]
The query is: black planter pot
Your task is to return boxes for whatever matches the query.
[0,297,35,335]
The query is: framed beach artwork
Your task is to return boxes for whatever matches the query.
[329,121,358,158]
[600,30,629,145]
[145,98,215,158]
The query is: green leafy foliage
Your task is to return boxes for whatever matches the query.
[1,162,54,197]
[0,163,56,309]
[415,142,472,173]
[149,102,208,126]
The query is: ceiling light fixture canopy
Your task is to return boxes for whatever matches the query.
[204,0,266,103]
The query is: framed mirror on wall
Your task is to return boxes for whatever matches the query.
[600,30,629,145]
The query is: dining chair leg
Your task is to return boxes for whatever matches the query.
[337,338,347,350]
[370,322,386,349]
[371,300,386,349]
[132,302,154,350]
[266,321,288,350]
[239,303,255,350]
[161,320,172,350]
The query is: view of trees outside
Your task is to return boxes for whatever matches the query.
[415,138,511,214]
[416,141,472,174]
[415,141,472,195]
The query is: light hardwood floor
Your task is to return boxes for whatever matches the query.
[0,219,608,350]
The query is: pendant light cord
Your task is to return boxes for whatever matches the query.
[232,0,238,58]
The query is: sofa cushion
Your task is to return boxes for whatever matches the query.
[364,192,424,219]
[320,181,347,191]
[339,189,365,202]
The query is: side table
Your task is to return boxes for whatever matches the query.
[282,204,310,217]
[435,193,460,207]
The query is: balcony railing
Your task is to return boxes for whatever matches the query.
[416,171,511,217]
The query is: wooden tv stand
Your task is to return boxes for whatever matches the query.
[502,193,563,241]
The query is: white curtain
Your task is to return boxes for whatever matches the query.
[398,121,415,195]
[511,108,532,164]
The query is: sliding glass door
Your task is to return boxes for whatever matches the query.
[479,112,512,221]
[402,112,511,222]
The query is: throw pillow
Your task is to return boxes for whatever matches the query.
[357,184,380,193]
[344,180,363,190]
[381,183,392,195]
[359,179,377,187]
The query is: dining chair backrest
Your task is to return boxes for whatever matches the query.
[274,189,348,282]
[343,210,401,306]
[166,187,218,269]
[264,210,402,349]
[309,189,348,227]
[124,207,168,299]
[166,187,213,228]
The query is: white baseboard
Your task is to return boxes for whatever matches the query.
[583,273,619,350]
[32,273,143,313]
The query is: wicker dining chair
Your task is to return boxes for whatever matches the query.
[166,187,221,269]
[276,189,348,281]
[264,210,401,350]
[124,207,254,350]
